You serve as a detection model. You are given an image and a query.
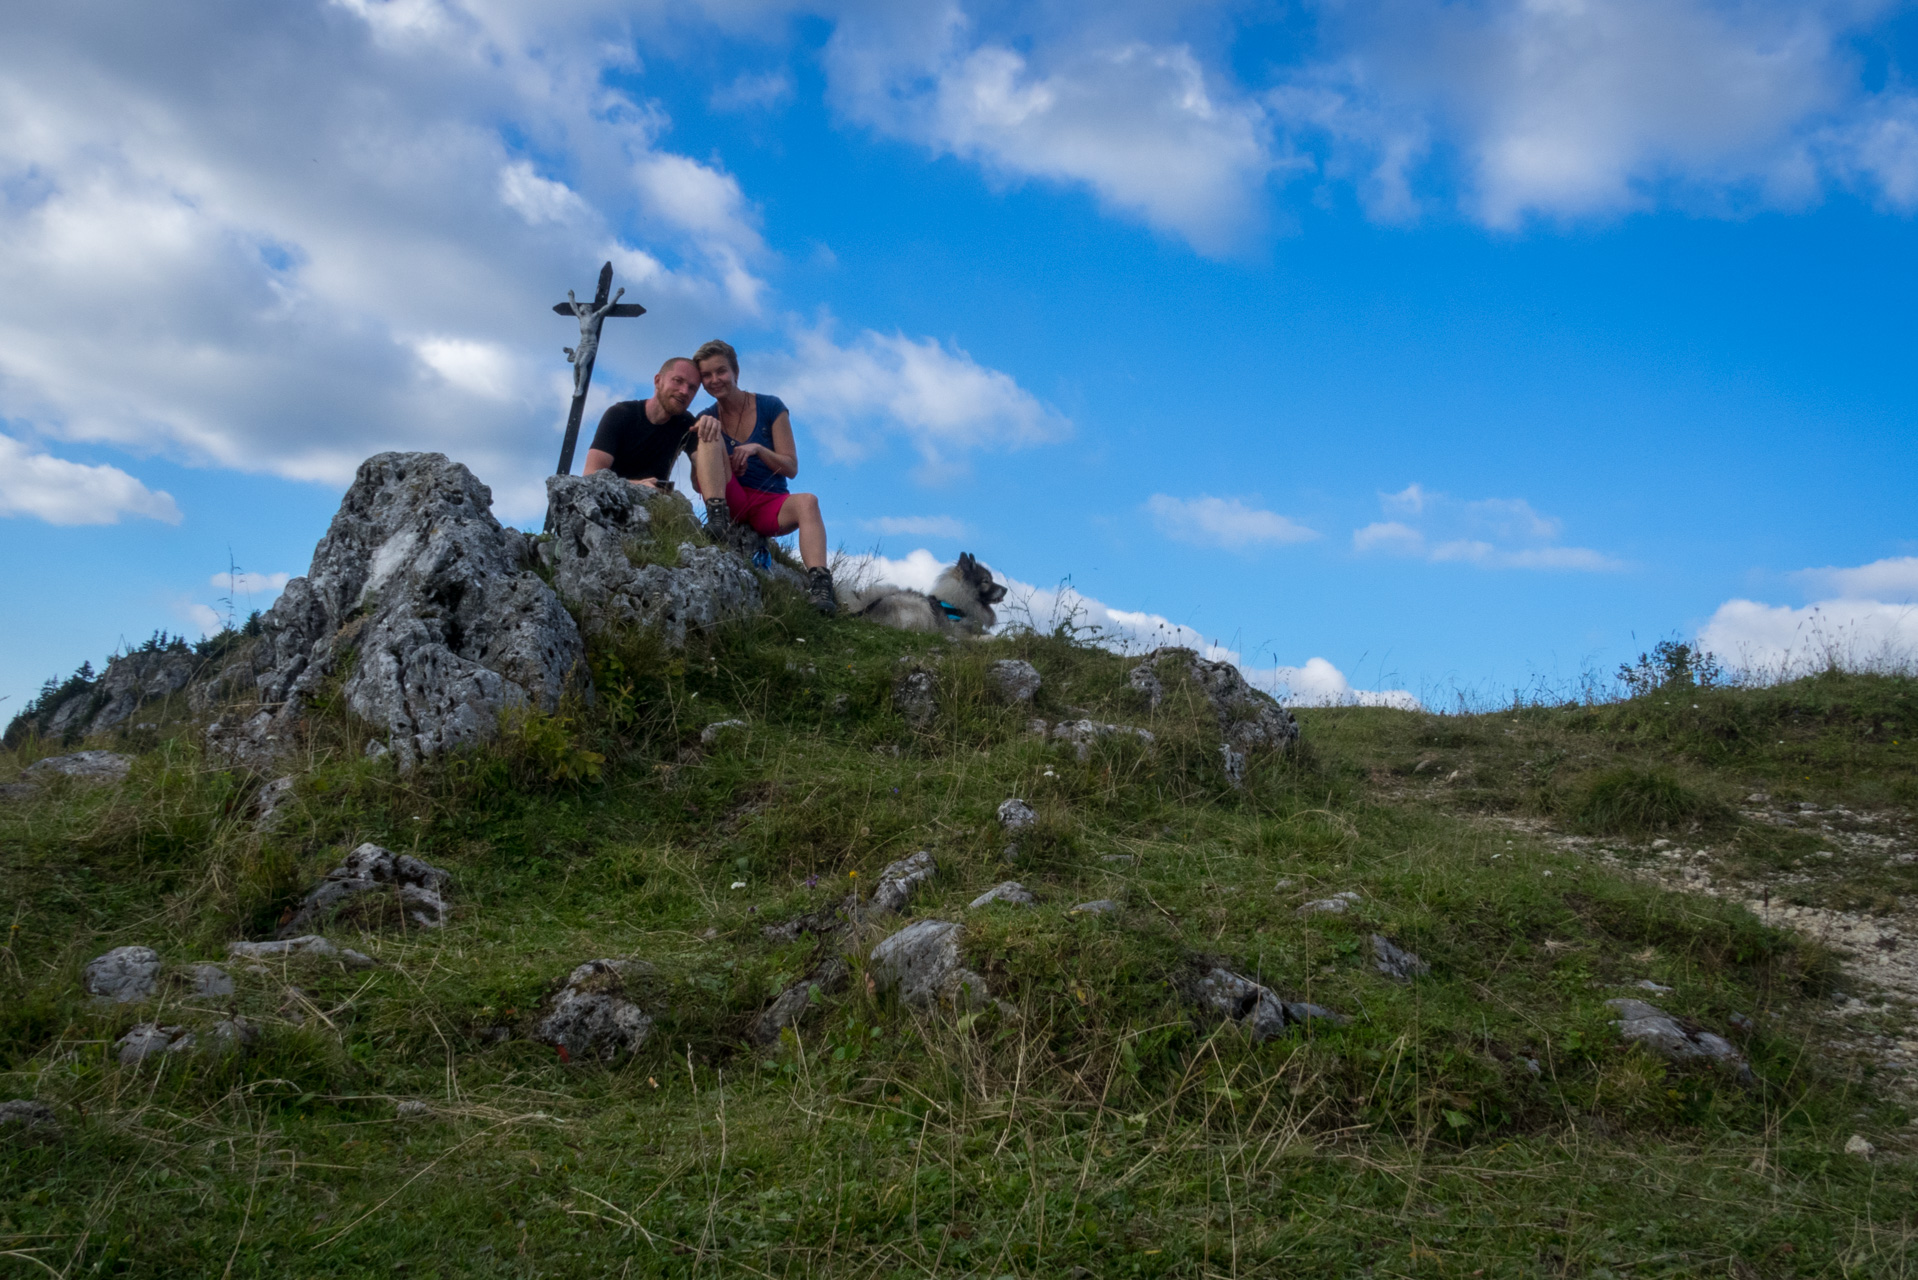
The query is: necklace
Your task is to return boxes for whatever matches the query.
[720,392,753,440]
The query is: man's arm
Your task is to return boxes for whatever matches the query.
[583,448,657,487]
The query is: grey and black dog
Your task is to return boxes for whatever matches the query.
[840,553,1008,635]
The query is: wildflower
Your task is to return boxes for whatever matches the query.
[804,874,819,889]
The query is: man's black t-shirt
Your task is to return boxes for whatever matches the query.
[587,400,696,482]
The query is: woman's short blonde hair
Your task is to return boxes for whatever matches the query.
[693,338,739,376]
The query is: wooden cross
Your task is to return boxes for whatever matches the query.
[552,261,645,476]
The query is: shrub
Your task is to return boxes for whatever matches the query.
[1565,764,1721,835]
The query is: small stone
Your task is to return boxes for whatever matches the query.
[182,963,235,998]
[396,1100,433,1121]
[169,1019,258,1058]
[536,960,657,1062]
[0,782,40,803]
[969,882,1036,908]
[1099,854,1138,868]
[1844,1134,1875,1158]
[24,751,134,783]
[0,1099,62,1139]
[868,920,989,1009]
[997,798,1036,831]
[279,843,450,936]
[1282,1001,1349,1027]
[84,946,163,1003]
[700,719,748,746]
[254,776,297,829]
[988,659,1042,704]
[893,667,937,728]
[117,1023,188,1065]
[1069,899,1120,916]
[1298,892,1360,916]
[868,851,938,915]
[1369,934,1430,981]
[1607,999,1751,1079]
[1634,979,1674,994]
[1044,719,1155,762]
[226,936,375,968]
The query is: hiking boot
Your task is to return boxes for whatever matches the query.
[807,566,839,615]
[702,496,733,544]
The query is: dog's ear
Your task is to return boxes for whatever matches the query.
[956,552,976,575]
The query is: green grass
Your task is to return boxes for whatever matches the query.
[2,602,1915,1276]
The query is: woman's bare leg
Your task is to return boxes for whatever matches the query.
[693,437,730,504]
[776,493,828,569]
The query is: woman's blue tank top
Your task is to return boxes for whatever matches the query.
[718,393,789,494]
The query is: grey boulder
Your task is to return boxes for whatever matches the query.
[116,1023,187,1065]
[180,963,235,998]
[988,660,1042,704]
[235,453,588,769]
[279,842,450,936]
[893,665,938,728]
[165,1019,258,1058]
[536,959,657,1062]
[997,798,1037,831]
[868,920,990,1010]
[84,946,162,1003]
[868,851,937,915]
[1185,967,1349,1041]
[542,470,761,647]
[1606,999,1752,1079]
[27,751,134,783]
[0,1099,62,1140]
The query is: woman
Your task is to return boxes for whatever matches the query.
[689,338,837,614]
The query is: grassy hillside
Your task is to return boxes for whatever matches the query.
[2,586,1915,1278]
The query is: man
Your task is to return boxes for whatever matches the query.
[581,356,701,488]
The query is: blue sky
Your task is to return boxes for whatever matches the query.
[3,0,1917,717]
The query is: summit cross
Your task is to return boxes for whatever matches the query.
[551,261,645,476]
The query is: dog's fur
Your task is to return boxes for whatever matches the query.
[839,552,1008,635]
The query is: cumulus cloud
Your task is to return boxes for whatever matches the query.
[762,321,1070,478]
[1353,484,1621,571]
[843,546,1418,708]
[210,570,292,595]
[0,1,772,522]
[1700,555,1918,678]
[0,434,180,526]
[1146,494,1317,551]
[860,515,969,538]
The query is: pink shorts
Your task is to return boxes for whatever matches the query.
[725,476,790,538]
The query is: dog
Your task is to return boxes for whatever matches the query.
[840,552,1008,635]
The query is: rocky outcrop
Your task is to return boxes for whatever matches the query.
[541,470,760,647]
[869,920,991,1009]
[278,843,450,936]
[26,751,134,783]
[1031,718,1154,762]
[227,453,587,769]
[31,649,201,741]
[1128,648,1299,782]
[536,960,657,1062]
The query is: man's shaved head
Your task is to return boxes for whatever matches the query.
[658,355,697,378]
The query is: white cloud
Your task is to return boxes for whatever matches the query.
[860,515,969,538]
[1146,494,1317,551]
[762,321,1069,477]
[210,570,292,595]
[846,545,1417,708]
[824,18,1281,252]
[1700,554,1918,677]
[0,434,180,526]
[711,70,794,113]
[1352,484,1621,571]
[0,2,772,522]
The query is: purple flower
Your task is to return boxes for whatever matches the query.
[804,874,819,889]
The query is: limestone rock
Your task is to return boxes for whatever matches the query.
[1100,854,1138,869]
[543,470,761,646]
[253,776,297,830]
[397,1100,433,1121]
[536,959,657,1062]
[1042,719,1155,762]
[893,666,937,728]
[75,649,200,737]
[0,782,39,803]
[868,920,990,1009]
[997,798,1037,831]
[27,751,134,783]
[969,882,1036,908]
[700,719,748,746]
[181,963,235,998]
[1185,967,1349,1040]
[116,1023,187,1065]
[1298,891,1361,915]
[1845,1134,1876,1158]
[238,453,587,769]
[1070,899,1120,916]
[0,1099,61,1140]
[166,1018,258,1058]
[988,660,1041,704]
[279,843,450,936]
[1369,934,1429,981]
[869,851,937,915]
[1128,648,1298,786]
[750,954,850,1045]
[84,946,162,1003]
[1606,999,1751,1078]
[227,935,374,968]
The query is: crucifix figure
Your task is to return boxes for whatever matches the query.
[551,261,645,476]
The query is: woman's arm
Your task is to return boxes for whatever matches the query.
[734,411,799,480]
